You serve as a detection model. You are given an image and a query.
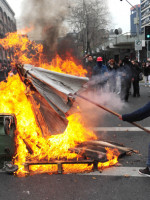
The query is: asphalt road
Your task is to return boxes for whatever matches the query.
[1,84,150,200]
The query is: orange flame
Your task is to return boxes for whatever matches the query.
[0,30,87,77]
[0,29,120,176]
[17,26,34,35]
[41,55,87,77]
[98,148,120,169]
[0,74,97,176]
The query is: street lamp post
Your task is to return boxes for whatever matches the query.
[120,0,140,62]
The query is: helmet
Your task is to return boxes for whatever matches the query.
[97,57,103,62]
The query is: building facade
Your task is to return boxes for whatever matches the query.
[141,0,150,32]
[0,0,16,66]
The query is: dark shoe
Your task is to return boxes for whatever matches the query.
[139,167,150,176]
[137,94,140,97]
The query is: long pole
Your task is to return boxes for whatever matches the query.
[77,94,150,134]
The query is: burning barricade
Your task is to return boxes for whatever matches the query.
[0,30,132,176]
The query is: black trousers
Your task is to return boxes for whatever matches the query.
[133,80,140,96]
[121,80,131,101]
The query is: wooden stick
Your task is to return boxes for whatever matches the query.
[77,94,150,134]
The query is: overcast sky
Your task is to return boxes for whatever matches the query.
[7,0,140,33]
[108,0,140,33]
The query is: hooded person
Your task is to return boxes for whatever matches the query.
[131,60,142,97]
[92,57,108,91]
[119,56,133,102]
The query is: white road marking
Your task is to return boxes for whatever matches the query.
[91,127,150,132]
[81,167,149,177]
[1,167,148,177]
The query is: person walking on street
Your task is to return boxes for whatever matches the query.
[119,101,150,176]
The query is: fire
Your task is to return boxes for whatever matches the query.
[0,74,96,176]
[17,26,34,35]
[41,55,87,77]
[0,31,43,66]
[98,148,120,169]
[0,29,120,176]
[0,31,87,77]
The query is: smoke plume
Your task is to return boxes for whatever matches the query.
[20,0,68,59]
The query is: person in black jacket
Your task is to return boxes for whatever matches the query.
[119,101,150,176]
[131,60,142,97]
[119,56,133,102]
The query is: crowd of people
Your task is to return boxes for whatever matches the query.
[84,54,150,102]
[84,55,150,177]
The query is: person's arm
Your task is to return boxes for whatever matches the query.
[122,102,150,122]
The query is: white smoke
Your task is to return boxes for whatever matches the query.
[77,88,125,128]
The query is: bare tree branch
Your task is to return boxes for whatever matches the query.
[67,0,109,55]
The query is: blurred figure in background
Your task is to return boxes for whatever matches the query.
[119,56,133,102]
[142,62,149,87]
[92,56,108,91]
[107,59,118,92]
[116,59,123,94]
[86,55,95,77]
[131,60,142,97]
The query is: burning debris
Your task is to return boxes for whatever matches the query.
[0,30,132,176]
[0,67,133,176]
[17,64,89,136]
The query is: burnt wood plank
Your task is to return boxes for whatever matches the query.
[79,144,129,156]
[24,159,94,165]
[85,141,132,152]
[69,147,107,162]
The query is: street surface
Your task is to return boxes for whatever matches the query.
[1,84,150,200]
